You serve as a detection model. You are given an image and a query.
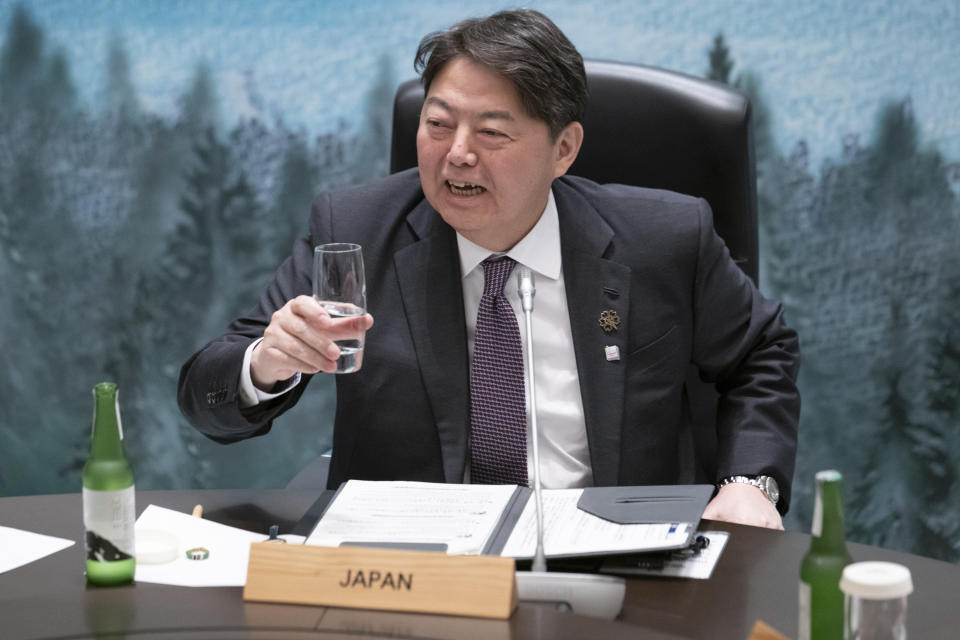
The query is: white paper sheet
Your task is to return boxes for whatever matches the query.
[500,489,693,558]
[0,525,76,574]
[600,531,730,579]
[133,505,303,587]
[305,480,518,555]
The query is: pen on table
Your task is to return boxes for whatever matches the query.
[186,504,211,561]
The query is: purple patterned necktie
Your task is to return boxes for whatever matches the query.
[470,257,528,486]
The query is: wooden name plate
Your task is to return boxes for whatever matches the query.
[244,543,517,619]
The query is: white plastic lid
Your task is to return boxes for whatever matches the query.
[136,529,179,565]
[840,561,913,599]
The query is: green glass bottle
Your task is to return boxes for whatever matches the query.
[799,470,853,640]
[82,382,136,586]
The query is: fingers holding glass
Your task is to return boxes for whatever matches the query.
[313,243,367,373]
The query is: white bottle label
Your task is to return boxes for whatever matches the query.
[798,579,811,640]
[83,486,135,560]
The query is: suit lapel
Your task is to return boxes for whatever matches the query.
[394,200,470,483]
[555,181,631,487]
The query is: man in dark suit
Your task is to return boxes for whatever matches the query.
[178,9,799,529]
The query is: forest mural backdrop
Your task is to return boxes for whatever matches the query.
[1,1,958,562]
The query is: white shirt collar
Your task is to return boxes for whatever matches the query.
[456,189,562,281]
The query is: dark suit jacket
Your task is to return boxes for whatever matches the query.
[178,169,800,509]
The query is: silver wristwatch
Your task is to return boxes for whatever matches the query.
[718,475,780,506]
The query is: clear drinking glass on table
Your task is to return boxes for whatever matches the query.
[313,243,366,374]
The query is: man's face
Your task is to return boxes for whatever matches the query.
[416,56,582,251]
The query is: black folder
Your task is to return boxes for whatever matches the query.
[294,483,714,559]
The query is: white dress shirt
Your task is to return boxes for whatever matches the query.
[240,189,592,489]
[457,189,591,489]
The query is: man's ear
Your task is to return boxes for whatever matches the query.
[552,121,584,179]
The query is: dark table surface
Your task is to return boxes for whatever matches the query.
[2,489,959,639]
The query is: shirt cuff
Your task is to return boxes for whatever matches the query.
[238,337,302,408]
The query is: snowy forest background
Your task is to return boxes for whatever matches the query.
[1,1,958,563]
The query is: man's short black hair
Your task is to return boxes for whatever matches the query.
[414,9,587,140]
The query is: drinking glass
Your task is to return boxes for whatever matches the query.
[841,562,912,640]
[313,243,366,373]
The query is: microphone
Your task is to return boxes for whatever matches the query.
[518,266,536,313]
[513,266,625,620]
[516,267,546,572]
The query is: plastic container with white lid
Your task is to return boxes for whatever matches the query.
[839,561,913,640]
[135,529,179,565]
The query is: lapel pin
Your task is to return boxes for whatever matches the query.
[604,345,620,361]
[599,309,621,333]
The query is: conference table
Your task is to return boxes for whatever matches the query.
[3,489,958,639]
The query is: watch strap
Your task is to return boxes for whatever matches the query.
[718,475,779,506]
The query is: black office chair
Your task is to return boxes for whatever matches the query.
[390,59,757,486]
[288,60,757,489]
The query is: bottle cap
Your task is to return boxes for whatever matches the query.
[840,561,913,600]
[815,469,842,482]
[94,381,118,395]
[136,529,179,564]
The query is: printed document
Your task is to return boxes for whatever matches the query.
[305,481,694,558]
[305,481,517,555]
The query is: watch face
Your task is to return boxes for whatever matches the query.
[761,476,780,505]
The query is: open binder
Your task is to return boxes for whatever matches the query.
[294,481,713,560]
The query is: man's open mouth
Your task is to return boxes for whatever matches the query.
[446,180,486,196]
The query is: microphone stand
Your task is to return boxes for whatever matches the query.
[518,267,548,574]
[513,267,626,620]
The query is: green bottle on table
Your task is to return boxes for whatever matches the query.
[82,382,136,586]
[799,470,852,640]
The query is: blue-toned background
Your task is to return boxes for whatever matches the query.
[1,0,958,561]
